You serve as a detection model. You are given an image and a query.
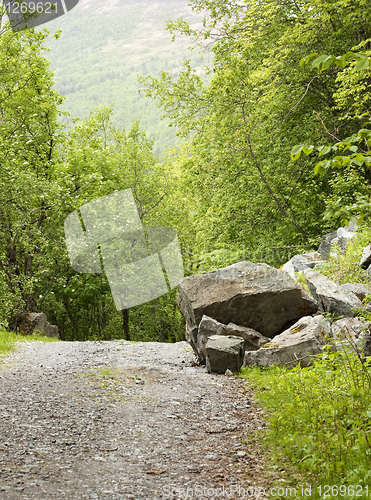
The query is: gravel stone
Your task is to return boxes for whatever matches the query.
[0,340,272,499]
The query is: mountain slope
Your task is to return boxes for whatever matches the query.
[44,0,207,154]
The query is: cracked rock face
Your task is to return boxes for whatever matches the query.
[305,271,363,317]
[244,315,332,368]
[177,261,317,348]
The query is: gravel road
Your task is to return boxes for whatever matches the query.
[0,340,271,500]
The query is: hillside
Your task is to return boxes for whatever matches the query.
[44,0,208,155]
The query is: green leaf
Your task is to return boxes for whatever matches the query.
[358,129,371,138]
[291,144,303,161]
[334,51,354,68]
[318,146,331,157]
[300,53,318,68]
[314,161,325,175]
[355,58,370,71]
[311,54,333,72]
[342,157,351,166]
[302,145,314,156]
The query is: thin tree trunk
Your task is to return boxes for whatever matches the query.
[122,309,130,340]
[242,105,308,238]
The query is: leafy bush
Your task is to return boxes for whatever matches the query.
[241,343,371,491]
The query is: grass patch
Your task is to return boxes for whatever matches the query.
[241,344,371,496]
[0,327,59,356]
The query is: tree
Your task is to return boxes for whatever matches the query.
[0,28,186,342]
[0,26,64,326]
[291,42,371,225]
[141,0,371,269]
[42,105,187,341]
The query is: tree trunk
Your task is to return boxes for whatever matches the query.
[122,309,130,340]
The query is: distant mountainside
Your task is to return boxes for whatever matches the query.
[44,0,208,155]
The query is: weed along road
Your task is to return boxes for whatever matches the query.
[0,340,270,499]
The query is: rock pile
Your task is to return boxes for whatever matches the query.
[177,222,371,373]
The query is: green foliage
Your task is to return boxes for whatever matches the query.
[0,326,59,356]
[140,0,371,268]
[0,26,65,325]
[0,29,190,342]
[315,223,371,285]
[241,344,371,489]
[292,42,371,225]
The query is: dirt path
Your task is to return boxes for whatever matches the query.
[0,340,271,500]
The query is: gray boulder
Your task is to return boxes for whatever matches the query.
[225,322,270,350]
[317,221,357,260]
[205,335,245,374]
[244,315,332,368]
[331,317,371,355]
[282,252,322,279]
[177,261,318,348]
[360,245,371,269]
[339,283,371,302]
[17,312,59,338]
[197,316,226,363]
[305,271,363,317]
[281,260,296,279]
[197,315,269,364]
[332,317,368,340]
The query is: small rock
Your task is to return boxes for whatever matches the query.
[206,336,245,374]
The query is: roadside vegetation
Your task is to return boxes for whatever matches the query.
[241,225,371,495]
[0,325,60,357]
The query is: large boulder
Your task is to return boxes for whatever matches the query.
[197,315,269,364]
[205,335,245,374]
[305,271,363,317]
[177,261,318,347]
[244,315,332,368]
[17,312,59,338]
[281,252,322,279]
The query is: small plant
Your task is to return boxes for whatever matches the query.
[316,224,371,285]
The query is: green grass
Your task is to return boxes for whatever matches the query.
[0,327,59,356]
[241,343,371,497]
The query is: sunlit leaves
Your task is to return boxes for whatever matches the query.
[300,50,370,73]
